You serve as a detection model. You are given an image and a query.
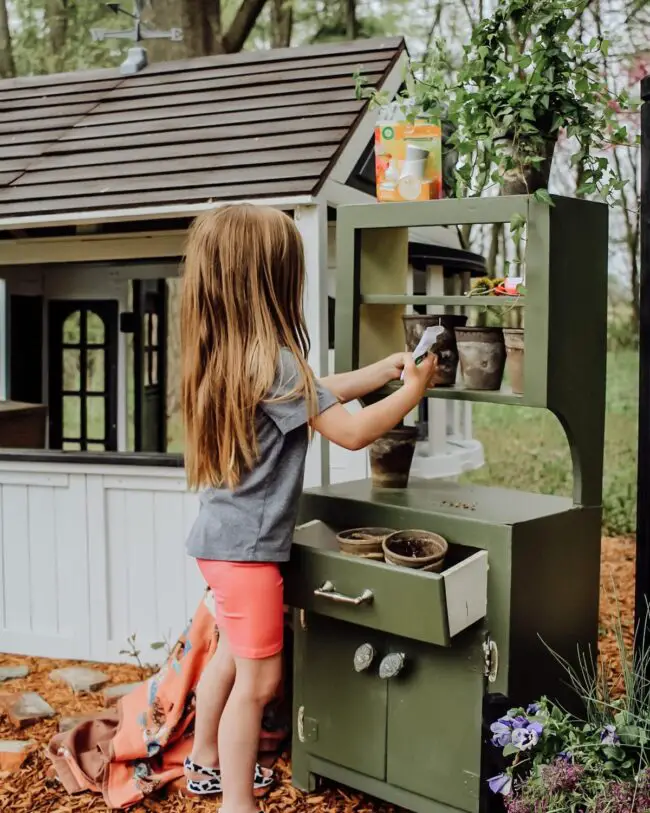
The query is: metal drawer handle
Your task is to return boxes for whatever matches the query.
[314,580,373,605]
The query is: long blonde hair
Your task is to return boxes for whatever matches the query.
[181,204,316,490]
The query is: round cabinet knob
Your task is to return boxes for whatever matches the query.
[379,652,405,679]
[353,643,376,673]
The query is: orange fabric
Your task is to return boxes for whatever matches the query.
[45,590,288,810]
[197,560,284,659]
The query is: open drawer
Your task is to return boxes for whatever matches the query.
[283,521,488,647]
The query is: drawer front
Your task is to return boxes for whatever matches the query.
[284,522,488,646]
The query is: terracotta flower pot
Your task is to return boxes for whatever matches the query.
[382,530,449,573]
[455,326,506,391]
[369,427,417,489]
[503,328,524,395]
[336,528,394,561]
[402,314,468,387]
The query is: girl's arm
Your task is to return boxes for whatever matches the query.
[318,353,408,404]
[312,354,435,451]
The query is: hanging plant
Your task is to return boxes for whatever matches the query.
[355,0,635,205]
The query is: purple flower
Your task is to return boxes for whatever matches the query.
[490,720,513,747]
[511,726,540,751]
[600,724,620,745]
[526,703,541,715]
[527,720,544,737]
[509,715,529,729]
[557,750,573,762]
[488,773,513,795]
[539,759,584,793]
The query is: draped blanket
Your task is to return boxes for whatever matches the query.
[46,590,288,809]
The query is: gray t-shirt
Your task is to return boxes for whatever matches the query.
[186,349,338,563]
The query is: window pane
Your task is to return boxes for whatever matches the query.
[86,349,105,393]
[63,349,80,392]
[63,397,81,438]
[151,313,159,348]
[150,349,158,385]
[87,396,105,441]
[87,442,105,452]
[63,441,81,451]
[63,312,80,345]
[87,311,105,345]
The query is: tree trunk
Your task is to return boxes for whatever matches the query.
[45,0,69,70]
[271,0,293,48]
[345,0,358,39]
[141,0,269,61]
[0,0,15,78]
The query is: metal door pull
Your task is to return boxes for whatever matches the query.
[314,580,373,605]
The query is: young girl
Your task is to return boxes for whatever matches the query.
[181,204,435,813]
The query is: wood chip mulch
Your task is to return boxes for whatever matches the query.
[0,536,637,812]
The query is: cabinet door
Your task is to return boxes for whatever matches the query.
[298,614,387,780]
[385,629,485,813]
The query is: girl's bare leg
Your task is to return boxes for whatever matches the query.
[189,632,235,772]
[218,652,282,813]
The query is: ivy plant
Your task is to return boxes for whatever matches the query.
[356,0,636,205]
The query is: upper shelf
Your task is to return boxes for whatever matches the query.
[361,295,524,308]
[335,194,610,508]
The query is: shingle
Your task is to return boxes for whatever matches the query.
[0,37,404,221]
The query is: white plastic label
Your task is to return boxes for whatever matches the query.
[401,325,445,380]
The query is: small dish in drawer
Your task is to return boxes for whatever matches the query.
[284,521,488,646]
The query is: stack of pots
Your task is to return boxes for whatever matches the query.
[382,529,448,573]
[336,528,395,560]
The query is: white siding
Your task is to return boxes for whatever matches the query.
[0,461,203,663]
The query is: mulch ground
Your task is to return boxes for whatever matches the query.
[0,536,636,813]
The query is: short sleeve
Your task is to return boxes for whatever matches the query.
[261,349,338,435]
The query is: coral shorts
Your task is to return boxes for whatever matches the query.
[196,560,284,660]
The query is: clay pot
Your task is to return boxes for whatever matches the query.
[336,527,395,561]
[402,314,467,387]
[455,326,506,391]
[382,530,448,573]
[503,328,524,395]
[369,427,417,489]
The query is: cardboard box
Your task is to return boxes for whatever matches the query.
[374,120,442,202]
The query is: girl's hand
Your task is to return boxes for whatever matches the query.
[402,352,436,396]
[384,352,410,382]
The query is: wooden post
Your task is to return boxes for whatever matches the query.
[636,77,650,638]
[295,204,330,488]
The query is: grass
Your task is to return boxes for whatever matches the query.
[464,349,639,535]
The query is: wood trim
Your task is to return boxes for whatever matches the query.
[0,231,188,265]
[0,194,311,230]
[328,50,407,186]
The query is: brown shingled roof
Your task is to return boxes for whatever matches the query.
[0,37,404,223]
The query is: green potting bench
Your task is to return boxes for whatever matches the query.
[284,195,608,813]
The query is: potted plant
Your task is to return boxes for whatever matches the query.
[369,423,418,489]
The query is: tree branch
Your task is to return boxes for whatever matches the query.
[0,0,15,78]
[224,0,270,53]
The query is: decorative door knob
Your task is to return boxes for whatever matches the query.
[379,652,405,679]
[353,643,376,672]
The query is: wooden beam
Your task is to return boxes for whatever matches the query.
[0,230,188,265]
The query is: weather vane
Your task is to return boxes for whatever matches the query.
[91,1,183,75]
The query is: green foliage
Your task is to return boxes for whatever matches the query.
[9,0,128,76]
[356,0,635,204]
[465,349,638,536]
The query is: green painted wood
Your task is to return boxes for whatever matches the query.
[386,630,484,812]
[308,755,478,813]
[285,521,452,645]
[301,478,573,527]
[377,382,523,405]
[340,195,530,229]
[297,615,388,779]
[335,194,607,505]
[361,295,524,307]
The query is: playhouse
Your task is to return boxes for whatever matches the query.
[0,37,485,663]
